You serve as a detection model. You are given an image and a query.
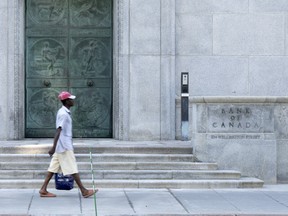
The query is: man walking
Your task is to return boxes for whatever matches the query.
[39,91,97,198]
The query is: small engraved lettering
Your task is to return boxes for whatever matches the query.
[208,105,263,133]
[210,134,261,139]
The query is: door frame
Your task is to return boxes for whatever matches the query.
[6,0,177,140]
[24,0,114,138]
[8,0,129,140]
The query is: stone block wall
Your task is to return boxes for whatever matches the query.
[0,0,25,140]
[1,0,288,183]
[180,97,288,183]
[175,0,288,183]
[175,0,288,96]
[115,0,176,140]
[0,2,8,139]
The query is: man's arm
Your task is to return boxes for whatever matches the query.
[48,127,62,157]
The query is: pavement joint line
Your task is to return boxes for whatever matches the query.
[27,189,35,214]
[214,189,241,212]
[124,189,136,214]
[78,188,83,214]
[262,190,288,209]
[168,189,190,214]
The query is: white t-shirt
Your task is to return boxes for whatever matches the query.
[55,106,73,153]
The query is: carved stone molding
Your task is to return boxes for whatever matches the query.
[7,0,25,139]
[113,0,130,140]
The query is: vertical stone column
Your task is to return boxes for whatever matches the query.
[128,0,161,140]
[113,0,131,140]
[0,1,9,139]
[160,0,176,140]
[0,0,25,140]
[114,0,176,140]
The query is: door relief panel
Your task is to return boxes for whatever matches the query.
[27,38,67,78]
[70,38,111,77]
[70,0,112,27]
[27,0,68,26]
[26,0,112,138]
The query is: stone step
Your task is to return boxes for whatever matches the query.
[0,153,196,163]
[0,178,264,189]
[0,162,218,170]
[0,140,264,189]
[0,141,192,154]
[0,170,240,180]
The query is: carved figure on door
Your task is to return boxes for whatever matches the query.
[28,0,66,24]
[74,90,110,127]
[82,40,101,73]
[41,42,63,71]
[71,39,109,77]
[71,0,111,26]
[29,90,59,127]
[29,39,66,77]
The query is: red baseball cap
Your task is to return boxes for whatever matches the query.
[58,91,76,100]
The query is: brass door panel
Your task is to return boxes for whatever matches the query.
[25,0,112,138]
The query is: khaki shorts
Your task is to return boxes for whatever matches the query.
[48,150,78,175]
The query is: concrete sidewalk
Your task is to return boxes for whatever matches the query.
[1,185,288,216]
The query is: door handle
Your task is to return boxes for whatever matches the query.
[87,80,94,87]
[43,80,51,87]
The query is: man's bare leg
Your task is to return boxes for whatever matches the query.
[72,173,98,198]
[39,172,56,197]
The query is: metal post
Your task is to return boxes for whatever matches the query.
[181,72,189,141]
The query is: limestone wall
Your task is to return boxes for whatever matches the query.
[0,1,8,139]
[1,0,288,184]
[183,97,288,183]
[174,0,288,183]
[0,1,25,140]
[114,0,176,140]
[176,0,288,97]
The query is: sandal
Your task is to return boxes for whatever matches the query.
[83,189,98,198]
[39,191,56,197]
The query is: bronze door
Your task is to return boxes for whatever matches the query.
[25,0,112,138]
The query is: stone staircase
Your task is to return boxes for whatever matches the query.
[0,140,264,189]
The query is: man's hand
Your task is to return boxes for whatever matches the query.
[48,148,55,157]
[49,127,61,157]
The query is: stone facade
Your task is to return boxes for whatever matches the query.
[0,0,25,140]
[187,97,288,183]
[1,0,288,183]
